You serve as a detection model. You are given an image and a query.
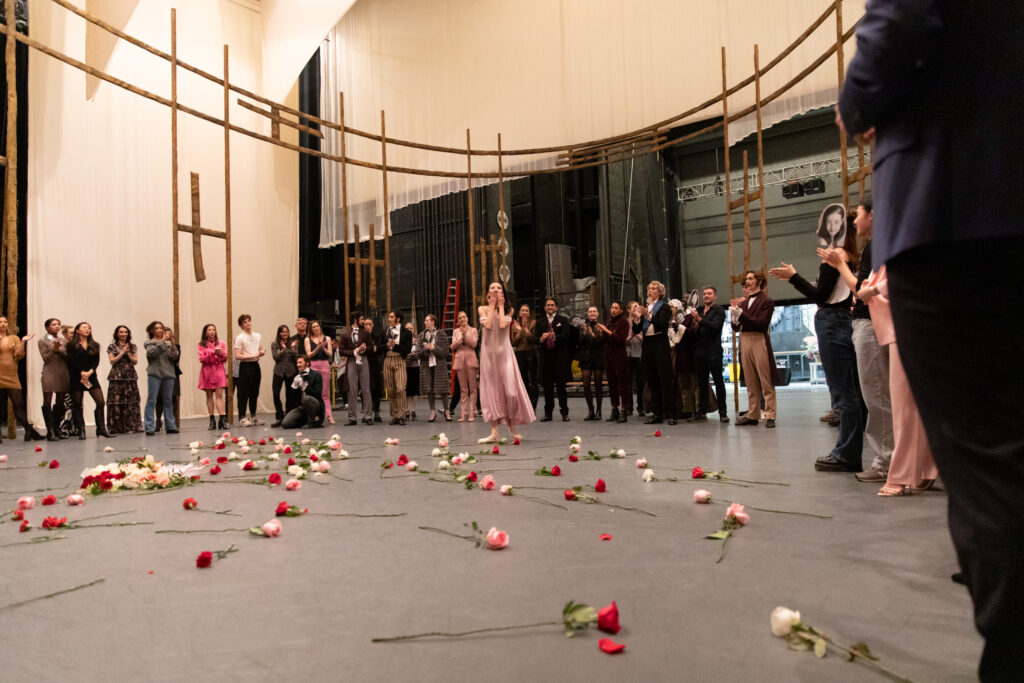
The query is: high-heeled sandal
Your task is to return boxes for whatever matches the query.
[878,484,910,496]
[428,411,437,423]
[916,478,936,491]
[444,410,452,422]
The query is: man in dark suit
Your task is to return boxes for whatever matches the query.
[730,271,776,428]
[338,312,372,426]
[690,286,728,423]
[281,355,324,429]
[838,2,1024,678]
[364,318,385,422]
[535,297,571,421]
[632,281,673,425]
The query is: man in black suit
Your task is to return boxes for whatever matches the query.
[281,355,324,429]
[838,2,1024,678]
[365,318,385,422]
[338,312,372,426]
[632,281,673,424]
[535,297,571,421]
[689,286,728,423]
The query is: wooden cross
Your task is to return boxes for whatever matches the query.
[349,223,389,309]
[176,172,225,282]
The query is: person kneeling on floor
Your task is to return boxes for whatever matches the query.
[281,355,324,429]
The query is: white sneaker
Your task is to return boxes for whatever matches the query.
[250,417,264,426]
[239,417,252,427]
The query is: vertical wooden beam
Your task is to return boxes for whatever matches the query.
[369,222,376,309]
[754,44,768,275]
[380,110,391,313]
[270,106,280,140]
[478,238,486,299]
[4,0,16,439]
[721,46,739,414]
[741,151,751,274]
[339,92,350,323]
[835,0,849,210]
[170,8,179,336]
[354,223,362,306]
[223,44,234,423]
[466,129,476,322]
[488,234,497,285]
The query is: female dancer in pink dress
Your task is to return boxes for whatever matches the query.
[477,282,536,443]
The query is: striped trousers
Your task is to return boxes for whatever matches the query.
[383,353,407,418]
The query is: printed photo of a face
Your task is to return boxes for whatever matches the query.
[816,203,847,249]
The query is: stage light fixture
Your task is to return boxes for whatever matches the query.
[802,178,825,195]
[781,180,804,199]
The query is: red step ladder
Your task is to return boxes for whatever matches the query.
[441,278,461,394]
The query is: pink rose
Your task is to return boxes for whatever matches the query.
[405,461,418,472]
[0,454,6,462]
[725,502,750,525]
[301,438,311,446]
[693,489,712,504]
[285,478,302,491]
[17,496,34,510]
[485,527,509,550]
[500,484,513,495]
[295,432,303,438]
[479,475,496,490]
[262,519,282,537]
[636,457,648,468]
[66,494,85,506]
[199,457,211,466]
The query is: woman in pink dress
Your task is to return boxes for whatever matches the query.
[450,311,479,422]
[477,282,536,443]
[197,323,228,430]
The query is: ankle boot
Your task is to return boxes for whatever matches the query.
[606,408,620,422]
[217,415,227,430]
[42,406,59,441]
[95,407,115,438]
[208,415,217,430]
[24,423,46,441]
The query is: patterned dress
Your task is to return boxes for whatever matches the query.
[106,342,143,433]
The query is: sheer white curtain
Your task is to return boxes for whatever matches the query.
[318,0,864,248]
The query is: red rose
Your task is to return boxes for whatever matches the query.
[183,498,198,510]
[564,489,577,501]
[691,466,705,479]
[287,458,296,466]
[42,495,56,506]
[551,465,561,477]
[196,551,213,568]
[48,459,59,469]
[34,446,42,452]
[492,445,500,454]
[276,501,290,516]
[568,454,579,462]
[283,446,292,455]
[595,479,606,493]
[100,480,113,490]
[215,443,225,450]
[599,533,612,541]
[598,638,625,654]
[190,475,200,481]
[597,601,621,634]
[654,430,661,437]
[397,454,409,466]
[310,454,319,462]
[243,461,255,471]
[132,456,142,464]
[232,437,239,444]
[259,438,266,445]
[12,510,23,521]
[467,471,478,482]
[19,519,30,532]
[216,456,228,464]
[513,438,520,445]
[268,473,282,485]
[210,465,221,475]
[42,516,66,529]
[248,440,255,446]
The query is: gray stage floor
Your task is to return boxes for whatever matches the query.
[0,386,978,682]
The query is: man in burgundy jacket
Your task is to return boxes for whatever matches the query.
[601,301,631,423]
[730,271,776,428]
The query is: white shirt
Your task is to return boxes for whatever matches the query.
[234,331,261,362]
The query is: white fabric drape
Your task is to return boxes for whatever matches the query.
[28,0,299,423]
[318,0,865,248]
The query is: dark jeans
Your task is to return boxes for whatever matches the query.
[695,353,727,416]
[272,373,300,420]
[281,395,323,429]
[370,359,382,413]
[642,335,672,419]
[629,356,644,412]
[814,307,864,467]
[890,238,1024,682]
[237,362,261,418]
[515,349,539,409]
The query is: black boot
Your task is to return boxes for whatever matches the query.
[208,415,217,430]
[95,407,115,438]
[606,408,620,422]
[42,406,59,442]
[217,415,227,430]
[23,424,46,441]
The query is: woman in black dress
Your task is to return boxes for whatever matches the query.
[578,306,606,421]
[106,325,143,434]
[67,322,114,439]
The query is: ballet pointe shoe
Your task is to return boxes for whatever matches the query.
[477,432,500,444]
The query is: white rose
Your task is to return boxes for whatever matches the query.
[309,448,318,457]
[287,465,305,478]
[275,438,284,445]
[642,469,654,482]
[770,607,801,637]
[569,444,580,454]
[227,452,239,461]
[500,485,513,495]
[331,433,341,441]
[431,448,441,457]
[437,461,451,471]
[190,448,199,457]
[301,438,311,446]
[188,440,201,449]
[338,450,349,459]
[267,453,279,461]
[616,449,626,458]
